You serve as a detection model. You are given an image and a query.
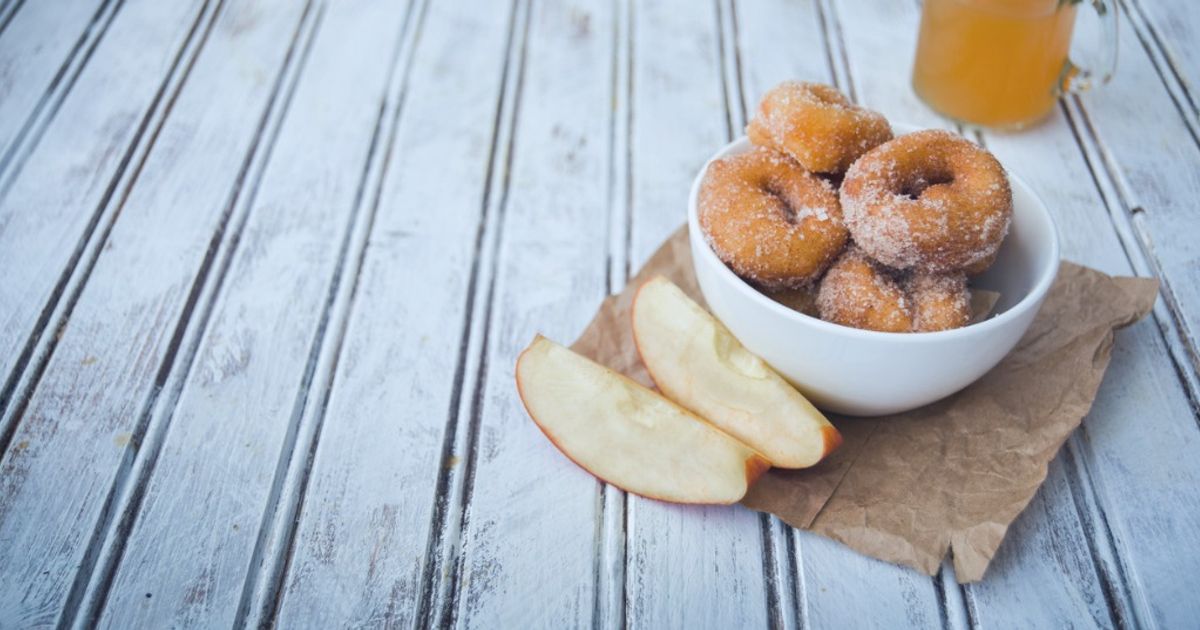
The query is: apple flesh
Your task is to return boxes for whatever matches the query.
[516,335,770,504]
[632,276,842,468]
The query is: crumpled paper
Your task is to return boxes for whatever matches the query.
[572,226,1157,583]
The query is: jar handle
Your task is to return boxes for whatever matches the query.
[1058,0,1118,95]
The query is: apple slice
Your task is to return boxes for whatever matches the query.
[632,276,841,468]
[516,335,770,504]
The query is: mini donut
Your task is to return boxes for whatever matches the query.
[841,129,1012,274]
[746,82,892,174]
[816,248,912,333]
[907,273,970,332]
[962,250,998,276]
[817,249,972,333]
[699,148,848,289]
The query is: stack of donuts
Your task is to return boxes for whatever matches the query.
[698,81,1012,333]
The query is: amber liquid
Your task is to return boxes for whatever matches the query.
[912,0,1078,129]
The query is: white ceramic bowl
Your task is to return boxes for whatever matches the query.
[688,132,1060,416]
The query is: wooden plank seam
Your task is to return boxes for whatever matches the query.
[59,3,323,626]
[439,1,537,625]
[596,0,632,626]
[0,0,121,189]
[0,0,218,444]
[0,0,26,38]
[407,0,526,626]
[227,0,434,625]
[1120,0,1200,140]
[1056,97,1197,629]
[1061,97,1200,417]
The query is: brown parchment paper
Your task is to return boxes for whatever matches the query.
[571,226,1158,583]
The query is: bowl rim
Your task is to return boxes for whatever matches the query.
[688,132,1061,344]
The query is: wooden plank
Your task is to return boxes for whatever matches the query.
[1064,299,1200,630]
[1059,8,1200,629]
[620,0,771,626]
[0,0,311,623]
[975,113,1200,629]
[969,95,1200,630]
[266,0,519,627]
[0,0,22,35]
[732,0,948,624]
[446,0,616,625]
[793,533,944,628]
[626,0,729,264]
[78,1,415,627]
[597,0,631,626]
[1072,8,1200,367]
[965,454,1118,628]
[734,0,831,107]
[0,0,106,173]
[826,0,1200,627]
[1123,0,1199,120]
[0,0,208,423]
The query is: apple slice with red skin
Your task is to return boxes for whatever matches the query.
[632,276,842,468]
[516,335,770,504]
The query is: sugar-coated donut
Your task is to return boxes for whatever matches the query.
[908,273,970,332]
[699,148,848,289]
[817,249,972,333]
[840,129,1012,274]
[962,250,998,276]
[816,248,912,333]
[747,82,892,174]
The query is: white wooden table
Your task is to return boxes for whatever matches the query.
[1,0,1198,627]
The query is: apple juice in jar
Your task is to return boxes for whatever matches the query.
[912,0,1087,129]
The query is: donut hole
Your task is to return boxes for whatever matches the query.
[699,149,848,288]
[760,174,817,226]
[761,182,801,225]
[898,169,955,200]
[816,172,844,190]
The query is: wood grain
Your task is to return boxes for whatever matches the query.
[1069,10,1200,368]
[0,0,107,176]
[0,0,310,623]
[1125,0,1198,94]
[1057,8,1200,629]
[265,0,520,627]
[0,0,209,435]
[74,1,415,626]
[1120,0,1198,133]
[597,0,631,625]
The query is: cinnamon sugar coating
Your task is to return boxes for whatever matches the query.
[817,248,912,332]
[908,273,970,332]
[699,148,849,289]
[840,129,1012,274]
[817,248,971,333]
[747,82,892,174]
